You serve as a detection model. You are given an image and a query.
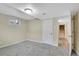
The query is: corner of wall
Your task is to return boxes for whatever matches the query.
[76,50,79,56]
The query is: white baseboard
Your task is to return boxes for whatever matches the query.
[0,38,47,49]
[0,39,27,48]
[26,38,54,46]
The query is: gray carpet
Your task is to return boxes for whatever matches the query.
[0,40,69,56]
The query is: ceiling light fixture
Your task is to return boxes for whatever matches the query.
[24,8,32,14]
[58,20,63,22]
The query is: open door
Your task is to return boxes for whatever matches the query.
[53,16,72,55]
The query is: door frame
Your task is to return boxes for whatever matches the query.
[57,16,72,55]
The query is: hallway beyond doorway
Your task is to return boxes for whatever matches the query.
[58,25,68,48]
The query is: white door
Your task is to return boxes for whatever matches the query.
[42,19,53,45]
[42,19,58,46]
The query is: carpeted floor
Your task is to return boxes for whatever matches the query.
[0,40,69,56]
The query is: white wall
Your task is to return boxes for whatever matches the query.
[0,14,28,47]
[0,12,71,54]
[27,20,42,42]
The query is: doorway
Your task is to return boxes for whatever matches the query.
[58,25,68,48]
